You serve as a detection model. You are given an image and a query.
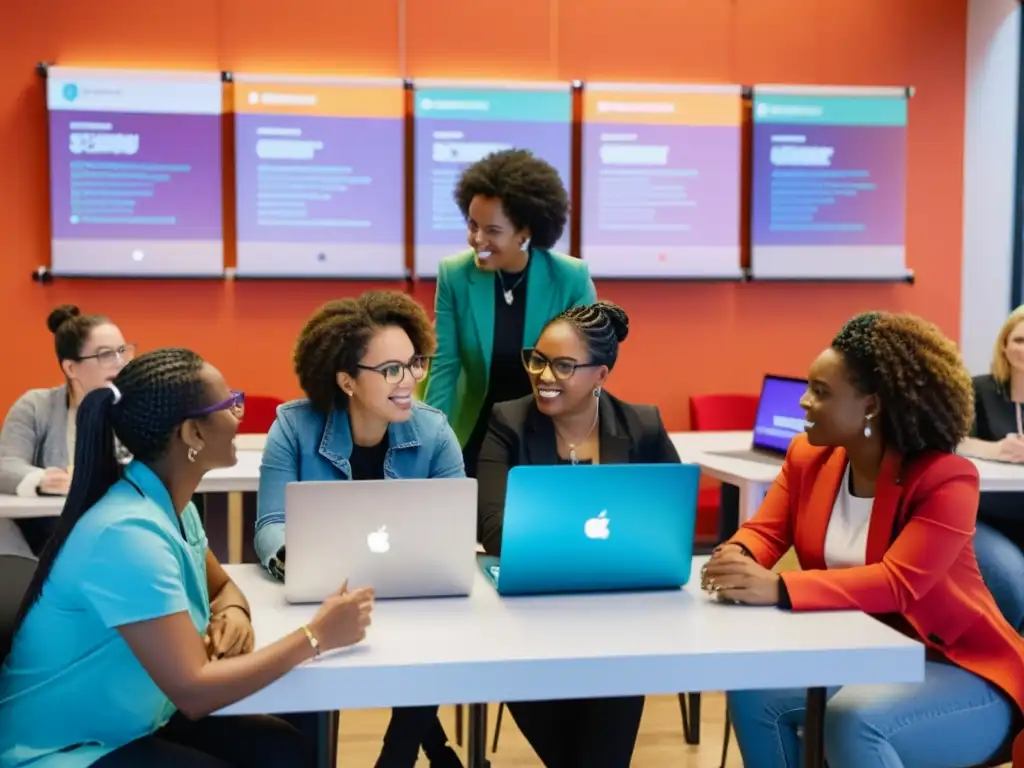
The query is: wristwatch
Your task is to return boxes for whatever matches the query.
[268,548,284,581]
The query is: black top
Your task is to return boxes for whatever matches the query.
[972,374,1021,441]
[462,261,533,475]
[971,374,1024,527]
[349,436,389,481]
[476,391,681,555]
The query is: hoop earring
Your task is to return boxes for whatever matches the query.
[187,446,199,463]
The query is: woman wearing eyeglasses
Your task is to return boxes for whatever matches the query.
[256,291,464,768]
[476,301,679,768]
[0,304,136,553]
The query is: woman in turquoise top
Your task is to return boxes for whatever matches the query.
[255,291,463,768]
[0,349,374,767]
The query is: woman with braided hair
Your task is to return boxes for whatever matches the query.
[0,349,374,767]
[703,312,1024,767]
[476,300,679,767]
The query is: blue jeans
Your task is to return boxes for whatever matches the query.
[974,520,1024,633]
[727,660,1014,767]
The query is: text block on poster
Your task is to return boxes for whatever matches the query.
[751,85,909,280]
[580,83,743,279]
[46,67,224,277]
[413,81,573,278]
[233,75,405,278]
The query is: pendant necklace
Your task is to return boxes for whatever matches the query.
[496,269,527,306]
[555,403,600,465]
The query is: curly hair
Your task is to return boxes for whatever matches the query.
[16,348,209,629]
[294,291,436,413]
[453,148,569,250]
[550,301,630,371]
[831,312,974,455]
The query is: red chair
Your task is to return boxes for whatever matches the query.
[689,394,759,533]
[678,393,758,752]
[239,394,284,434]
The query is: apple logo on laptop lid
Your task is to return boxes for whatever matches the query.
[367,525,391,554]
[584,510,610,540]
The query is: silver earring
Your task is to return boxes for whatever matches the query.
[593,387,601,398]
[187,447,199,463]
[520,238,530,253]
[863,415,873,439]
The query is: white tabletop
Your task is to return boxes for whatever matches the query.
[671,431,1024,493]
[0,450,264,518]
[217,559,923,716]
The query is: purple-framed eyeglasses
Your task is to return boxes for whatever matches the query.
[186,390,245,419]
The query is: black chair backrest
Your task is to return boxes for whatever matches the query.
[0,555,37,662]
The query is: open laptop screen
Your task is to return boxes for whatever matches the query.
[751,376,808,454]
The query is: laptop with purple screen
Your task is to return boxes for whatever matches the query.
[709,375,808,465]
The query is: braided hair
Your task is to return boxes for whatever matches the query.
[831,311,974,455]
[15,348,208,628]
[550,301,630,370]
[294,291,436,413]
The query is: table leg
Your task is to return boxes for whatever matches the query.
[803,687,826,768]
[467,703,491,768]
[738,483,770,524]
[227,491,243,564]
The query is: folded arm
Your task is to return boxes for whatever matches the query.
[254,417,297,569]
[728,457,795,569]
[0,396,45,496]
[781,470,980,613]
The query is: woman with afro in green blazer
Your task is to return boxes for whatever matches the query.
[423,149,596,477]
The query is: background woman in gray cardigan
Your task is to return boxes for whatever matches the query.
[0,304,134,552]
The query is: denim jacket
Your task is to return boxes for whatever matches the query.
[254,398,465,568]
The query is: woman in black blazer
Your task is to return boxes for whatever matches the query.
[476,301,679,768]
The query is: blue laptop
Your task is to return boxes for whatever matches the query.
[480,463,699,596]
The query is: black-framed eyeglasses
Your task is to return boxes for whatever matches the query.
[186,390,245,419]
[356,355,430,385]
[77,344,137,368]
[521,349,600,381]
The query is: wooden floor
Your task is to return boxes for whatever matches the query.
[336,693,743,766]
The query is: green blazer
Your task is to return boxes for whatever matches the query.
[422,248,597,447]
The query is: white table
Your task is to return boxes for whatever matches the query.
[672,430,1024,523]
[220,559,923,768]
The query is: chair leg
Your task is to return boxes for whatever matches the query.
[678,692,701,745]
[454,704,464,747]
[720,708,731,768]
[492,702,505,753]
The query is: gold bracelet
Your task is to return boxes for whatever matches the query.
[301,624,320,659]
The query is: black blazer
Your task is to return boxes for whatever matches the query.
[476,391,680,555]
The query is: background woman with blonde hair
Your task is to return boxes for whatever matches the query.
[960,305,1024,632]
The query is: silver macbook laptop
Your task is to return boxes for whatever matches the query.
[284,478,477,603]
[709,374,808,466]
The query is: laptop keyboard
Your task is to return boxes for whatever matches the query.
[709,449,784,466]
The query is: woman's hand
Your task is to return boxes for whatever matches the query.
[702,550,781,606]
[205,606,255,659]
[996,434,1024,464]
[309,581,375,652]
[39,467,71,496]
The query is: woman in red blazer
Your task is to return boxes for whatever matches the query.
[703,312,1024,767]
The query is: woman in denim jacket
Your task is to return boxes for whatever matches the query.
[256,290,464,768]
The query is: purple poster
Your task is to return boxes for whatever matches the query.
[580,85,743,278]
[233,78,406,278]
[413,84,573,277]
[750,90,908,279]
[46,68,224,277]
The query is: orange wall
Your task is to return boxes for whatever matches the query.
[0,0,967,430]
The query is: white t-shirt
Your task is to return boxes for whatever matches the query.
[823,463,874,569]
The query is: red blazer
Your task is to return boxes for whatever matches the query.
[731,433,1024,716]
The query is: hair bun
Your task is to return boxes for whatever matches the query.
[47,304,81,334]
[596,301,629,343]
